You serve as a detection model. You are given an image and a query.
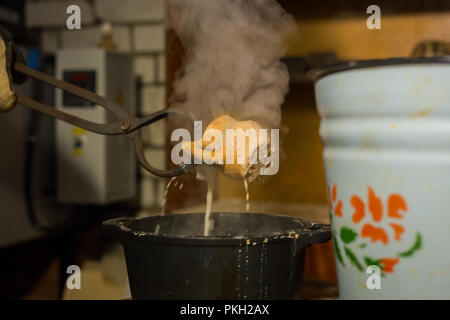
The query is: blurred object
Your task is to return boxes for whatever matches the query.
[307,51,338,69]
[411,40,450,57]
[300,279,338,300]
[303,241,336,282]
[282,56,310,84]
[0,235,61,299]
[97,22,118,51]
[0,1,28,44]
[63,260,130,300]
[100,244,127,286]
[25,258,60,300]
[283,52,338,84]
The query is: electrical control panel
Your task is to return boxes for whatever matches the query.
[56,48,136,204]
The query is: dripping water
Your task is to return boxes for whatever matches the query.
[244,239,250,299]
[203,170,215,236]
[155,176,177,235]
[243,178,250,212]
[263,242,268,298]
[259,243,264,299]
[236,242,242,299]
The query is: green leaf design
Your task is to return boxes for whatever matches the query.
[333,234,345,267]
[359,243,367,248]
[340,227,358,244]
[344,246,363,271]
[364,256,381,268]
[398,232,422,258]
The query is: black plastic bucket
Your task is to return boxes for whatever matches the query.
[103,212,331,300]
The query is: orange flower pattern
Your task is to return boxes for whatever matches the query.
[380,258,400,273]
[351,186,407,245]
[328,184,343,217]
[328,183,422,274]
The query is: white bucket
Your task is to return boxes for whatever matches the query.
[312,58,450,299]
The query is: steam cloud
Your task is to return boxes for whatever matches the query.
[167,0,296,128]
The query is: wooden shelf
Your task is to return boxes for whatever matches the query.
[277,0,450,20]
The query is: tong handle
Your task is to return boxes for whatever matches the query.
[13,61,196,177]
[16,94,126,135]
[14,62,132,135]
[15,62,128,119]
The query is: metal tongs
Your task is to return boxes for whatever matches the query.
[1,27,193,178]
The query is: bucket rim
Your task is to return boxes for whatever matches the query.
[308,56,450,82]
[102,212,331,247]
